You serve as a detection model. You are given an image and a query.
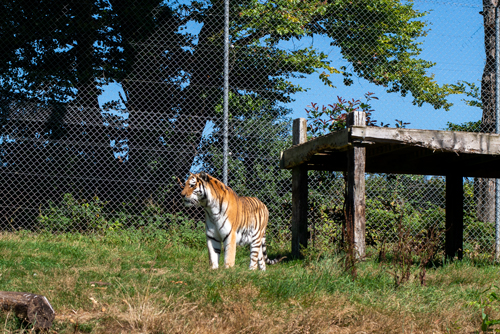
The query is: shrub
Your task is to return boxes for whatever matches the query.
[38,194,121,232]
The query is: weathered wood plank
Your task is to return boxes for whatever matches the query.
[282,126,500,171]
[291,118,309,258]
[292,167,308,257]
[445,175,464,260]
[351,126,500,155]
[292,118,307,145]
[280,129,349,169]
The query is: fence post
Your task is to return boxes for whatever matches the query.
[292,118,308,258]
[222,0,230,185]
[445,175,464,260]
[495,5,500,261]
[345,111,366,258]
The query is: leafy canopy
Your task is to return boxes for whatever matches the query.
[2,0,455,113]
[236,0,455,110]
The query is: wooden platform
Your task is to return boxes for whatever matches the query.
[281,125,500,177]
[280,112,500,259]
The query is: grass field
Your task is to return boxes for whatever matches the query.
[0,229,499,333]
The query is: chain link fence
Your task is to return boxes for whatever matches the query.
[0,0,497,255]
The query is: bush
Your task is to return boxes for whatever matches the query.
[38,194,122,232]
[38,194,205,249]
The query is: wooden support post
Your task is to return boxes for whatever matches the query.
[345,111,366,258]
[292,118,308,258]
[0,291,55,329]
[445,175,464,260]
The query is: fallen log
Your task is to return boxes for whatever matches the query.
[0,291,55,329]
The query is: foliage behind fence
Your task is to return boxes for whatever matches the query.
[0,0,496,254]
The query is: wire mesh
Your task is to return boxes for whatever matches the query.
[0,0,497,255]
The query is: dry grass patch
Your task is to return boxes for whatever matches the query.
[1,232,499,333]
[91,286,478,333]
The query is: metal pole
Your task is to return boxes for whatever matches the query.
[222,0,230,185]
[495,5,500,261]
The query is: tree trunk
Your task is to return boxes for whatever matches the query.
[73,0,100,111]
[476,0,498,222]
[63,0,117,205]
[121,5,225,208]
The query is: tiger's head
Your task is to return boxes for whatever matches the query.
[181,172,211,207]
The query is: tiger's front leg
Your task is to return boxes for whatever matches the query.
[206,238,221,269]
[223,232,237,268]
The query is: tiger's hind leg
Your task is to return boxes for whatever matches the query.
[249,238,266,271]
[257,244,266,271]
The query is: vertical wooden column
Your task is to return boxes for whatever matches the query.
[292,118,308,258]
[345,111,366,258]
[445,174,464,260]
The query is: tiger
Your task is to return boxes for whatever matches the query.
[181,172,282,270]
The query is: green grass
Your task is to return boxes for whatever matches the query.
[0,230,499,333]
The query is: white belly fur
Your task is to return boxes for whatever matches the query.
[236,227,254,246]
[205,205,256,246]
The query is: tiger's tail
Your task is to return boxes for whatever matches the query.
[262,238,286,265]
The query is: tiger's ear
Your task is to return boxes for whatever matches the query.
[198,171,209,182]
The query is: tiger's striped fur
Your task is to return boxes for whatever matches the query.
[181,172,281,270]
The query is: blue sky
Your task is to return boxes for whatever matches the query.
[98,0,484,131]
[285,0,484,130]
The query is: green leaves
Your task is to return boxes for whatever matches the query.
[479,286,500,332]
[238,0,328,38]
[305,92,382,137]
[449,80,482,108]
[3,0,455,111]
[318,0,452,109]
[236,0,455,110]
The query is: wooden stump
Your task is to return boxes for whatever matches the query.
[0,291,55,329]
[345,112,366,258]
[291,118,309,258]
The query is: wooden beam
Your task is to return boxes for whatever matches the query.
[280,129,349,169]
[445,175,464,260]
[454,154,500,176]
[293,118,307,145]
[291,118,309,258]
[351,126,500,155]
[345,112,366,258]
[282,125,500,172]
[298,147,500,177]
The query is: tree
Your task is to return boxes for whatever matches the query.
[0,0,133,226]
[1,0,456,222]
[475,0,497,222]
[238,0,455,107]
[115,0,456,203]
[447,1,498,222]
